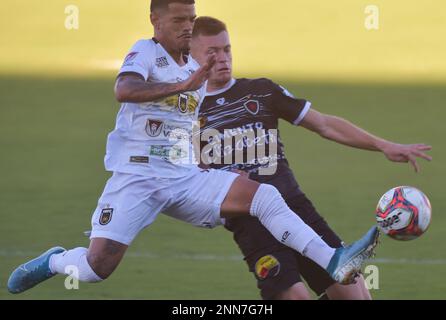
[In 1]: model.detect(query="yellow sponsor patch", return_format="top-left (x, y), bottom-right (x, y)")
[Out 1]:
top-left (157, 92), bottom-right (199, 114)
top-left (255, 255), bottom-right (280, 280)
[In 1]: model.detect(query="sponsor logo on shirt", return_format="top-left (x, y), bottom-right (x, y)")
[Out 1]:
top-left (255, 255), bottom-right (281, 280)
top-left (149, 145), bottom-right (188, 162)
top-left (145, 119), bottom-right (164, 137)
top-left (145, 119), bottom-right (193, 141)
top-left (155, 56), bottom-right (169, 68)
top-left (129, 156), bottom-right (150, 164)
top-left (216, 98), bottom-right (226, 105)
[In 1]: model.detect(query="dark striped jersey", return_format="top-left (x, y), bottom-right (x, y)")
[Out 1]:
top-left (199, 78), bottom-right (311, 199)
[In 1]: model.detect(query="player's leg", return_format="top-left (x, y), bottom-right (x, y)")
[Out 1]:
top-left (165, 168), bottom-right (379, 285)
top-left (273, 283), bottom-right (311, 300)
top-left (325, 275), bottom-right (371, 300)
top-left (228, 192), bottom-right (369, 300)
top-left (225, 215), bottom-right (311, 300)
top-left (49, 172), bottom-right (163, 281)
top-left (78, 173), bottom-right (167, 279)
top-left (8, 239), bottom-right (131, 294)
top-left (86, 238), bottom-right (127, 279)
top-left (253, 249), bottom-right (312, 300)
top-left (221, 175), bottom-right (335, 261)
top-left (8, 172), bottom-right (167, 293)
top-left (297, 244), bottom-right (371, 299)
top-left (165, 167), bottom-right (324, 254)
top-left (289, 194), bottom-right (371, 299)
top-left (49, 238), bottom-right (128, 280)
top-left (221, 174), bottom-right (379, 284)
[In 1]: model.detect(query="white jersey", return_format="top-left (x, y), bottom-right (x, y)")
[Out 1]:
top-left (105, 38), bottom-right (205, 178)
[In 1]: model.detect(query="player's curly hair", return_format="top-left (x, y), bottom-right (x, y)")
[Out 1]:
top-left (150, 0), bottom-right (195, 13)
top-left (192, 16), bottom-right (227, 37)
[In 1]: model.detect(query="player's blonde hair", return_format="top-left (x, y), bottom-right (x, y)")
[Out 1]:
top-left (192, 16), bottom-right (227, 37)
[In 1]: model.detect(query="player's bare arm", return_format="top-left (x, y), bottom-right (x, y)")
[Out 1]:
top-left (114, 54), bottom-right (216, 103)
top-left (300, 109), bottom-right (432, 172)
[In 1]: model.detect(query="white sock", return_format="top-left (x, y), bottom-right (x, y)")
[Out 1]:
top-left (303, 236), bottom-right (336, 269)
top-left (49, 247), bottom-right (102, 283)
top-left (250, 184), bottom-right (335, 269)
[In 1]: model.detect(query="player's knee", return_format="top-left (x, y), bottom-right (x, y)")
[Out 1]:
top-left (275, 283), bottom-right (311, 300)
top-left (257, 183), bottom-right (281, 198)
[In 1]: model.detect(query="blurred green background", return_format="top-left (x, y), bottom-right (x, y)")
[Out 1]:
top-left (0, 0), bottom-right (445, 299)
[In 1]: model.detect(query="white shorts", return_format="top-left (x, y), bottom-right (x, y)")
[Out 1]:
top-left (90, 168), bottom-right (239, 245)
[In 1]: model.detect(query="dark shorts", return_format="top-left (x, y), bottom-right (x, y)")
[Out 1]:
top-left (225, 193), bottom-right (344, 300)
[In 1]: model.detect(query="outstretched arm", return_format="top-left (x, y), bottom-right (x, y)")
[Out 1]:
top-left (115, 74), bottom-right (187, 103)
top-left (114, 54), bottom-right (216, 103)
top-left (300, 109), bottom-right (432, 172)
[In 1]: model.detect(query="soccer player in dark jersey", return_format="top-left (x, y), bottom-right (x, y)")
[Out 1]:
top-left (191, 17), bottom-right (432, 300)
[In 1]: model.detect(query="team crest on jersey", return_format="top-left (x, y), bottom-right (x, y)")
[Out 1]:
top-left (157, 93), bottom-right (199, 115)
top-left (145, 119), bottom-right (164, 137)
top-left (216, 98), bottom-right (226, 105)
top-left (156, 56), bottom-right (169, 68)
top-left (178, 94), bottom-right (189, 114)
top-left (255, 255), bottom-right (280, 280)
top-left (244, 100), bottom-right (260, 115)
top-left (99, 208), bottom-right (113, 226)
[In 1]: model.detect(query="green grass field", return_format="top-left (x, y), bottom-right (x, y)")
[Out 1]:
top-left (1, 0), bottom-right (445, 299)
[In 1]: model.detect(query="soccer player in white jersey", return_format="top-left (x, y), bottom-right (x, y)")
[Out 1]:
top-left (8, 0), bottom-right (380, 294)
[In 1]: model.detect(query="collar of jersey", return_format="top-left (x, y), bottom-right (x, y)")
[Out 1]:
top-left (205, 78), bottom-right (237, 97)
top-left (152, 37), bottom-right (191, 69)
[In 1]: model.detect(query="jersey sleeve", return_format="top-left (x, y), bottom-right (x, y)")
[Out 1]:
top-left (271, 81), bottom-right (312, 126)
top-left (118, 40), bottom-right (154, 81)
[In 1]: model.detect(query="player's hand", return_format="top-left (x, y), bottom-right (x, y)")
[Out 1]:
top-left (381, 143), bottom-right (432, 172)
top-left (181, 54), bottom-right (216, 92)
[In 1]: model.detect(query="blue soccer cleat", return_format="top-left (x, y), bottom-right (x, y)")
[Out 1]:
top-left (7, 246), bottom-right (66, 294)
top-left (327, 226), bottom-right (380, 285)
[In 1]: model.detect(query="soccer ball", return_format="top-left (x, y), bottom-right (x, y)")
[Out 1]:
top-left (375, 186), bottom-right (432, 241)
